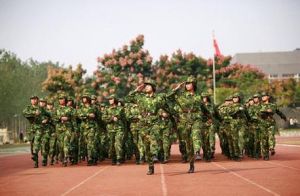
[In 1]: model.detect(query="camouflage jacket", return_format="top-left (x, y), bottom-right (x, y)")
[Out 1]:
top-left (102, 105), bottom-right (126, 132)
top-left (260, 102), bottom-right (287, 122)
top-left (77, 104), bottom-right (100, 130)
top-left (53, 105), bottom-right (74, 130)
top-left (23, 104), bottom-right (50, 130)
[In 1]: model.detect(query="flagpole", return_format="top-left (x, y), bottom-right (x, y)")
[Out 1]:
top-left (212, 31), bottom-right (216, 104)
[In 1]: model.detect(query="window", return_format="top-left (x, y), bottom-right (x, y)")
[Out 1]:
top-left (282, 73), bottom-right (295, 78)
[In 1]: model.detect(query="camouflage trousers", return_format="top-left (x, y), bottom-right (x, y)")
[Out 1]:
top-left (108, 130), bottom-right (124, 161)
top-left (49, 132), bottom-right (59, 163)
top-left (97, 130), bottom-right (108, 161)
top-left (218, 122), bottom-right (230, 157)
top-left (260, 121), bottom-right (276, 158)
top-left (70, 131), bottom-right (79, 163)
top-left (229, 119), bottom-right (245, 158)
top-left (57, 129), bottom-right (72, 162)
top-left (41, 131), bottom-right (51, 164)
top-left (140, 126), bottom-right (157, 167)
top-left (158, 125), bottom-right (171, 161)
top-left (32, 130), bottom-right (43, 161)
top-left (200, 122), bottom-right (215, 160)
top-left (178, 120), bottom-right (201, 164)
top-left (131, 124), bottom-right (144, 161)
top-left (82, 128), bottom-right (97, 161)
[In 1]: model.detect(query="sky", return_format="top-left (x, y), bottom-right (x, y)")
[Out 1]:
top-left (0, 0), bottom-right (300, 75)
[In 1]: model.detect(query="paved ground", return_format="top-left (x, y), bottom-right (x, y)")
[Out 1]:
top-left (0, 136), bottom-right (300, 196)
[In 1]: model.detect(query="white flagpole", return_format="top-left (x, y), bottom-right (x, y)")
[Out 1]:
top-left (212, 31), bottom-right (216, 104)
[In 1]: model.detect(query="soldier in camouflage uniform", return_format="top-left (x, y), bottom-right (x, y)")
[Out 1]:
top-left (102, 95), bottom-right (126, 165)
top-left (54, 94), bottom-right (74, 166)
top-left (228, 93), bottom-right (248, 161)
top-left (39, 98), bottom-right (51, 166)
top-left (218, 97), bottom-right (233, 158)
top-left (67, 96), bottom-right (80, 165)
top-left (23, 95), bottom-right (49, 168)
top-left (125, 102), bottom-right (145, 164)
top-left (128, 79), bottom-right (171, 175)
top-left (47, 99), bottom-right (59, 165)
top-left (97, 103), bottom-right (109, 162)
top-left (77, 93), bottom-right (101, 165)
top-left (171, 76), bottom-right (209, 173)
top-left (259, 92), bottom-right (287, 160)
top-left (201, 92), bottom-right (219, 161)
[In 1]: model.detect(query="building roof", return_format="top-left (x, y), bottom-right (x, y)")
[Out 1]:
top-left (230, 49), bottom-right (300, 75)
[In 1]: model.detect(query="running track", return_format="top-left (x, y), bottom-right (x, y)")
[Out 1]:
top-left (1, 137), bottom-right (300, 196)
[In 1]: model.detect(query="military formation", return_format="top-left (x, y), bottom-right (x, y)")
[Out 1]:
top-left (23, 76), bottom-right (287, 175)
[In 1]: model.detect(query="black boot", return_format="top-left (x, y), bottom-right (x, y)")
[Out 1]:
top-left (270, 149), bottom-right (276, 156)
top-left (147, 165), bottom-right (154, 175)
top-left (32, 153), bottom-right (39, 168)
top-left (188, 163), bottom-right (194, 173)
top-left (116, 159), bottom-right (121, 166)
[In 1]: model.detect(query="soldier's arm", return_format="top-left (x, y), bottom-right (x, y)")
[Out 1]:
top-left (276, 108), bottom-right (287, 121)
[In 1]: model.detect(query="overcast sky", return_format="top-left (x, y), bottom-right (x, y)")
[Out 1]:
top-left (1, 0), bottom-right (299, 75)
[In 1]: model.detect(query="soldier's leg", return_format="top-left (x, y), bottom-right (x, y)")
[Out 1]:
top-left (138, 131), bottom-right (145, 163)
top-left (209, 124), bottom-right (216, 159)
top-left (185, 126), bottom-right (195, 173)
top-left (32, 131), bottom-right (43, 168)
top-left (162, 127), bottom-right (171, 163)
top-left (150, 127), bottom-right (159, 162)
top-left (115, 131), bottom-right (125, 165)
top-left (108, 132), bottom-right (117, 164)
top-left (62, 130), bottom-right (71, 166)
top-left (41, 132), bottom-right (50, 166)
top-left (238, 124), bottom-right (245, 158)
top-left (49, 133), bottom-right (57, 165)
top-left (177, 124), bottom-right (187, 162)
top-left (269, 125), bottom-right (276, 155)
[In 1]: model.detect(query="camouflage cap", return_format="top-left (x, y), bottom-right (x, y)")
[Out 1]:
top-left (143, 78), bottom-right (156, 87)
top-left (91, 95), bottom-right (97, 100)
top-left (201, 92), bottom-right (210, 97)
top-left (67, 96), bottom-right (75, 101)
top-left (58, 93), bottom-right (67, 99)
top-left (81, 93), bottom-right (91, 99)
top-left (30, 95), bottom-right (39, 99)
top-left (253, 93), bottom-right (261, 98)
top-left (107, 94), bottom-right (117, 100)
top-left (47, 99), bottom-right (54, 105)
top-left (232, 92), bottom-right (241, 98)
top-left (225, 96), bottom-right (232, 101)
top-left (39, 98), bottom-right (47, 103)
top-left (186, 76), bottom-right (197, 83)
top-left (261, 92), bottom-right (270, 97)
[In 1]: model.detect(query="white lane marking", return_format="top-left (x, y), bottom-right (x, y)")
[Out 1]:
top-left (266, 161), bottom-right (300, 172)
top-left (277, 144), bottom-right (300, 148)
top-left (213, 162), bottom-right (280, 196)
top-left (61, 166), bottom-right (108, 196)
top-left (159, 164), bottom-right (168, 196)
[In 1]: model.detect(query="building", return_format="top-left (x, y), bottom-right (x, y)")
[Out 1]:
top-left (230, 49), bottom-right (300, 81)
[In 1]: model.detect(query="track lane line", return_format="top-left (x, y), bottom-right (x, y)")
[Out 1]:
top-left (277, 144), bottom-right (300, 148)
top-left (159, 164), bottom-right (168, 196)
top-left (212, 162), bottom-right (280, 196)
top-left (61, 166), bottom-right (109, 196)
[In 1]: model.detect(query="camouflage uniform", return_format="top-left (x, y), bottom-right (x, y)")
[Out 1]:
top-left (218, 97), bottom-right (233, 158)
top-left (170, 76), bottom-right (208, 173)
top-left (46, 101), bottom-right (59, 165)
top-left (23, 96), bottom-right (49, 168)
top-left (39, 98), bottom-right (51, 166)
top-left (228, 94), bottom-right (248, 160)
top-left (53, 95), bottom-right (74, 166)
top-left (102, 96), bottom-right (126, 165)
top-left (259, 93), bottom-right (286, 160)
top-left (77, 94), bottom-right (101, 165)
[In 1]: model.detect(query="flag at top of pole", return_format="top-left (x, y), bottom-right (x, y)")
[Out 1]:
top-left (213, 32), bottom-right (222, 57)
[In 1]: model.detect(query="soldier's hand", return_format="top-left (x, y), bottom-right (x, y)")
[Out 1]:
top-left (267, 109), bottom-right (273, 113)
top-left (35, 110), bottom-right (40, 116)
top-left (89, 113), bottom-right (95, 118)
top-left (113, 116), bottom-right (118, 122)
top-left (173, 82), bottom-right (185, 91)
top-left (135, 84), bottom-right (145, 92)
top-left (42, 119), bottom-right (48, 124)
top-left (61, 116), bottom-right (68, 121)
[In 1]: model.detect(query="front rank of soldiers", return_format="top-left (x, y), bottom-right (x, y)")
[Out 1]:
top-left (23, 81), bottom-right (287, 175)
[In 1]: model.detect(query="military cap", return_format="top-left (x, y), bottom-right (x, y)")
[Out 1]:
top-left (144, 78), bottom-right (156, 87)
top-left (232, 92), bottom-right (241, 98)
top-left (201, 92), bottom-right (210, 97)
top-left (39, 98), bottom-right (47, 103)
top-left (225, 96), bottom-right (232, 101)
top-left (58, 93), bottom-right (67, 99)
top-left (81, 93), bottom-right (91, 99)
top-left (186, 76), bottom-right (197, 83)
top-left (107, 94), bottom-right (117, 100)
top-left (253, 93), bottom-right (261, 98)
top-left (47, 99), bottom-right (54, 105)
top-left (261, 92), bottom-right (270, 97)
top-left (67, 96), bottom-right (75, 101)
top-left (30, 95), bottom-right (39, 99)
top-left (91, 95), bottom-right (97, 100)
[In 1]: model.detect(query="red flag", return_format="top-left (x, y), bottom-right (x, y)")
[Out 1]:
top-left (213, 37), bottom-right (222, 57)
